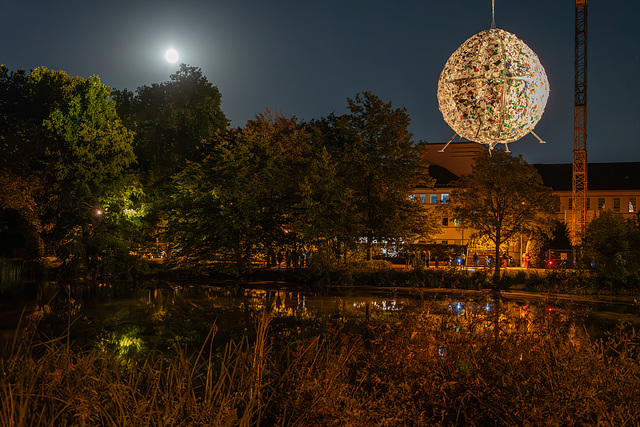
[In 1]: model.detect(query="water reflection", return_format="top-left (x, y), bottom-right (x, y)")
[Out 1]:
top-left (29, 281), bottom-right (640, 342)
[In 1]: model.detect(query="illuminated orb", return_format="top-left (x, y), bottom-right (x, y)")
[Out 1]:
top-left (437, 28), bottom-right (549, 150)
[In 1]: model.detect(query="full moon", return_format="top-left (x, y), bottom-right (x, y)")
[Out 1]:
top-left (165, 48), bottom-right (179, 64)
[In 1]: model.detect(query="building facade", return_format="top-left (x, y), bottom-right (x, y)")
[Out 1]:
top-left (411, 142), bottom-right (640, 261)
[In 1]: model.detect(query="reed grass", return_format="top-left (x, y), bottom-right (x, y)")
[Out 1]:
top-left (1, 302), bottom-right (639, 426)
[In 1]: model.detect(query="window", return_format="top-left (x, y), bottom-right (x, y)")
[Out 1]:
top-left (441, 240), bottom-right (448, 245)
top-left (598, 198), bottom-right (605, 210)
top-left (630, 197), bottom-right (637, 213)
top-left (420, 194), bottom-right (427, 204)
top-left (568, 198), bottom-right (572, 210)
top-left (442, 217), bottom-right (449, 226)
top-left (408, 195), bottom-right (415, 201)
top-left (586, 198), bottom-right (591, 210)
top-left (430, 194), bottom-right (438, 204)
top-left (441, 193), bottom-right (450, 204)
top-left (614, 198), bottom-right (620, 212)
top-left (453, 218), bottom-right (462, 227)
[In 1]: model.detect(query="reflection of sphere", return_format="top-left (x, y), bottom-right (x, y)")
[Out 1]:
top-left (437, 29), bottom-right (549, 149)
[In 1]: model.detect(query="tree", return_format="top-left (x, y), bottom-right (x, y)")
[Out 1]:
top-left (314, 92), bottom-right (437, 260)
top-left (451, 149), bottom-right (558, 284)
top-left (113, 64), bottom-right (228, 186)
top-left (0, 66), bottom-right (137, 279)
top-left (530, 221), bottom-right (572, 268)
top-left (169, 112), bottom-right (311, 276)
top-left (580, 211), bottom-right (640, 288)
top-left (112, 64), bottom-right (229, 262)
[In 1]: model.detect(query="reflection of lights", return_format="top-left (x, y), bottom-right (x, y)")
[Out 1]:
top-left (450, 302), bottom-right (466, 315)
top-left (373, 300), bottom-right (401, 311)
top-left (438, 345), bottom-right (448, 357)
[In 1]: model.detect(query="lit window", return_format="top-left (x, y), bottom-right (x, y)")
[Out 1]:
top-left (630, 197), bottom-right (637, 213)
top-left (453, 218), bottom-right (462, 227)
top-left (441, 193), bottom-right (450, 204)
top-left (614, 198), bottom-right (620, 212)
top-left (409, 195), bottom-right (415, 201)
top-left (430, 194), bottom-right (438, 204)
top-left (420, 194), bottom-right (427, 204)
top-left (598, 198), bottom-right (605, 210)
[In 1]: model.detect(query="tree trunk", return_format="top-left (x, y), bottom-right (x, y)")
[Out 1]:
top-left (493, 228), bottom-right (501, 289)
top-left (367, 232), bottom-right (374, 261)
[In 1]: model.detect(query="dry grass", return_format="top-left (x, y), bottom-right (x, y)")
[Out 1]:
top-left (1, 302), bottom-right (639, 426)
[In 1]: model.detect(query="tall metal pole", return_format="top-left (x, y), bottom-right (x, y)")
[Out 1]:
top-left (571, 0), bottom-right (588, 245)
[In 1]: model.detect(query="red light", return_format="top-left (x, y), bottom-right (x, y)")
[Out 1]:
top-left (547, 307), bottom-right (553, 313)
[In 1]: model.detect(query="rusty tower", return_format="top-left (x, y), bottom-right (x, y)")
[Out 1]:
top-left (571, 0), bottom-right (588, 245)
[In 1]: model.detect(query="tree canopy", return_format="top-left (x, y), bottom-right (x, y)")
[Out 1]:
top-left (580, 211), bottom-right (640, 288)
top-left (169, 112), bottom-right (311, 275)
top-left (113, 64), bottom-right (228, 186)
top-left (2, 63), bottom-right (443, 281)
top-left (0, 65), bottom-right (137, 278)
top-left (312, 92), bottom-right (437, 260)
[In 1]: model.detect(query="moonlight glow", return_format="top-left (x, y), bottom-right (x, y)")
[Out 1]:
top-left (165, 48), bottom-right (179, 64)
top-left (437, 28), bottom-right (550, 150)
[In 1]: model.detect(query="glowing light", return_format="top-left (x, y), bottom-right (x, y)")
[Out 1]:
top-left (165, 48), bottom-right (179, 64)
top-left (437, 28), bottom-right (549, 150)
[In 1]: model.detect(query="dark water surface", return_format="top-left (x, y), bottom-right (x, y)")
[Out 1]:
top-left (2, 281), bottom-right (639, 353)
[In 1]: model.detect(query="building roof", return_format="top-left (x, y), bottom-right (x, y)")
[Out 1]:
top-left (533, 163), bottom-right (640, 192)
top-left (423, 141), bottom-right (485, 177)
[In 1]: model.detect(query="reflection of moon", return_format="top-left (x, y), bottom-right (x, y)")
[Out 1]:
top-left (165, 49), bottom-right (179, 63)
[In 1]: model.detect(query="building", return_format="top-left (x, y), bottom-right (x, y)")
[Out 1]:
top-left (411, 142), bottom-right (640, 261)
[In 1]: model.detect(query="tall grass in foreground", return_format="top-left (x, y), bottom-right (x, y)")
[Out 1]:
top-left (1, 306), bottom-right (639, 426)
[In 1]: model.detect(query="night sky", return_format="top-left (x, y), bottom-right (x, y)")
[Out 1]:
top-left (3, 0), bottom-right (639, 164)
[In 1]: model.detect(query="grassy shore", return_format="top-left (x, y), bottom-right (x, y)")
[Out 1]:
top-left (1, 298), bottom-right (639, 426)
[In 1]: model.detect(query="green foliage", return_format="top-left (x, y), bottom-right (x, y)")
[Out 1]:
top-left (113, 64), bottom-right (228, 186)
top-left (312, 92), bottom-right (437, 260)
top-left (0, 65), bottom-right (143, 280)
top-left (169, 113), bottom-right (311, 275)
top-left (580, 211), bottom-right (640, 289)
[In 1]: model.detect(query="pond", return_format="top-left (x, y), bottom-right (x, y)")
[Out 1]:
top-left (2, 281), bottom-right (634, 348)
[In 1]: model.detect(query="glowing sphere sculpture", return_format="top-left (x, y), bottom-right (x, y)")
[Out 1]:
top-left (437, 29), bottom-right (549, 150)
